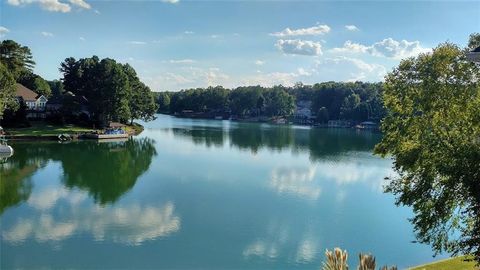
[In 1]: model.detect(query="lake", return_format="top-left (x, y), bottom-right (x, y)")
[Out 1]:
top-left (0, 115), bottom-right (443, 269)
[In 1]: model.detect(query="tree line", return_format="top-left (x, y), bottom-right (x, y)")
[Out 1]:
top-left (0, 40), bottom-right (158, 127)
top-left (154, 81), bottom-right (385, 123)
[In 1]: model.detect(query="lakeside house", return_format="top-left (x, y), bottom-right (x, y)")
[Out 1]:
top-left (15, 83), bottom-right (48, 119)
top-left (293, 100), bottom-right (315, 124)
top-left (45, 91), bottom-right (90, 118)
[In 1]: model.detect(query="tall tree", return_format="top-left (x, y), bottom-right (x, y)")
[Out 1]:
top-left (0, 40), bottom-right (35, 79)
top-left (156, 92), bottom-right (171, 113)
top-left (375, 36), bottom-right (480, 262)
top-left (48, 79), bottom-right (64, 96)
top-left (0, 62), bottom-right (19, 119)
top-left (123, 64), bottom-right (157, 124)
top-left (17, 71), bottom-right (52, 97)
top-left (264, 86), bottom-right (295, 117)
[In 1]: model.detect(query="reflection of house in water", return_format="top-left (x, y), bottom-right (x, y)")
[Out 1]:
top-left (356, 121), bottom-right (379, 130)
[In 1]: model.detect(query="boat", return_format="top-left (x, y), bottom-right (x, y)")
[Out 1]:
top-left (82, 128), bottom-right (129, 140)
top-left (0, 136), bottom-right (14, 155)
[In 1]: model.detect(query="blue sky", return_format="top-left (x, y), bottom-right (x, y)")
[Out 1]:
top-left (1, 0), bottom-right (479, 91)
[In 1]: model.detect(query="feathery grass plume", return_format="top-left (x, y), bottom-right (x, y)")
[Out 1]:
top-left (358, 253), bottom-right (375, 270)
top-left (380, 266), bottom-right (397, 270)
top-left (321, 248), bottom-right (349, 270)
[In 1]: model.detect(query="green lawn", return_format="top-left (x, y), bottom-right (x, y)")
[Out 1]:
top-left (5, 122), bottom-right (143, 136)
top-left (410, 256), bottom-right (477, 270)
top-left (6, 122), bottom-right (95, 136)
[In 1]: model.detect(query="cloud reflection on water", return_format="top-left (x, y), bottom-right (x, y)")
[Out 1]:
top-left (3, 185), bottom-right (180, 246)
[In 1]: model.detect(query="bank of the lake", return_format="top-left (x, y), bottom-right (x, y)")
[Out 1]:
top-left (3, 122), bottom-right (144, 140)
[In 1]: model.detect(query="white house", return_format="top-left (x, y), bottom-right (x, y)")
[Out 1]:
top-left (15, 83), bottom-right (48, 119)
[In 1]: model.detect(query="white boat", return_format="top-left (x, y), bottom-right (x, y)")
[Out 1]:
top-left (0, 136), bottom-right (13, 155)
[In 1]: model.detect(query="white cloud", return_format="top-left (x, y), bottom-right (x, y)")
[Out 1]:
top-left (7, 0), bottom-right (91, 12)
top-left (143, 66), bottom-right (230, 91)
top-left (184, 31), bottom-right (194, 35)
top-left (37, 0), bottom-right (71, 12)
top-left (370, 38), bottom-right (430, 59)
top-left (322, 56), bottom-right (387, 82)
top-left (255, 60), bottom-right (265, 66)
top-left (276, 39), bottom-right (322, 56)
top-left (41, 31), bottom-right (54, 37)
top-left (128, 41), bottom-right (147, 45)
top-left (330, 40), bottom-right (369, 54)
top-left (345, 25), bottom-right (359, 31)
top-left (331, 38), bottom-right (430, 59)
top-left (69, 0), bottom-right (89, 9)
top-left (93, 9), bottom-right (100, 14)
top-left (167, 59), bottom-right (196, 64)
top-left (297, 67), bottom-right (312, 76)
top-left (0, 26), bottom-right (10, 37)
top-left (241, 72), bottom-right (299, 87)
top-left (79, 36), bottom-right (85, 41)
top-left (161, 0), bottom-right (179, 3)
top-left (210, 34), bottom-right (219, 39)
top-left (270, 24), bottom-right (330, 37)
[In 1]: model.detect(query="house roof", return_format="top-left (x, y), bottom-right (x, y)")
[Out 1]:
top-left (15, 83), bottom-right (40, 102)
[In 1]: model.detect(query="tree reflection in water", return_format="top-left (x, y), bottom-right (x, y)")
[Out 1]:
top-left (163, 122), bottom-right (381, 160)
top-left (0, 138), bottom-right (157, 213)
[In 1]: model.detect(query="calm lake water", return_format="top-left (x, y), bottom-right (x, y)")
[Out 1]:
top-left (1, 115), bottom-right (444, 269)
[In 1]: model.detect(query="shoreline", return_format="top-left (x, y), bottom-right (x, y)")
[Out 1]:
top-left (3, 123), bottom-right (144, 141)
top-left (168, 113), bottom-right (380, 131)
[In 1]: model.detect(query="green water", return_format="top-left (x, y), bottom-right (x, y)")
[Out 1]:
top-left (0, 115), bottom-right (442, 269)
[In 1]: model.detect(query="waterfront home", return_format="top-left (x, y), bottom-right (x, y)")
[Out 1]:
top-left (15, 83), bottom-right (48, 119)
top-left (46, 91), bottom-right (90, 117)
top-left (293, 100), bottom-right (315, 124)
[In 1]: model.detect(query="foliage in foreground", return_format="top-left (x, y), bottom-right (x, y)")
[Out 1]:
top-left (320, 248), bottom-right (397, 270)
top-left (375, 33), bottom-right (480, 262)
top-left (409, 255), bottom-right (478, 270)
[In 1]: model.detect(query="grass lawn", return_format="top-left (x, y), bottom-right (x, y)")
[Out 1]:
top-left (410, 256), bottom-right (478, 270)
top-left (5, 122), bottom-right (143, 136)
top-left (6, 122), bottom-right (95, 136)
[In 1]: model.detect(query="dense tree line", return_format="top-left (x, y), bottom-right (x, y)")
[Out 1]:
top-left (290, 81), bottom-right (385, 122)
top-left (154, 82), bottom-right (384, 122)
top-left (155, 85), bottom-right (295, 118)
